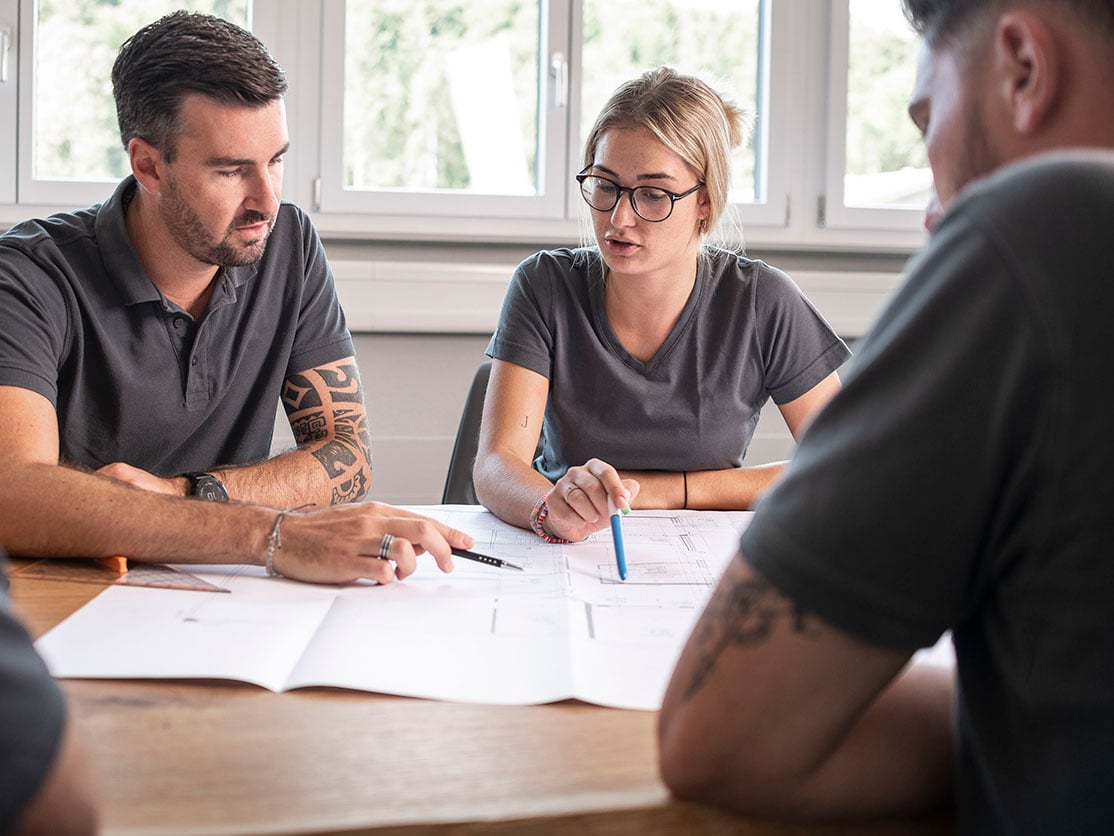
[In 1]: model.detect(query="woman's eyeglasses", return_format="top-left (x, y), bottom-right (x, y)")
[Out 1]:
top-left (575, 169), bottom-right (704, 222)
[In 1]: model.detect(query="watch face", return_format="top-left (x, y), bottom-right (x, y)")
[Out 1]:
top-left (192, 474), bottom-right (229, 503)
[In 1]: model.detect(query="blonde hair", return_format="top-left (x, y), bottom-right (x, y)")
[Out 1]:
top-left (582, 67), bottom-right (749, 239)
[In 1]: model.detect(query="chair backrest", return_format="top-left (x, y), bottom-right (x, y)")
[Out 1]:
top-left (441, 361), bottom-right (493, 505)
top-left (442, 360), bottom-right (546, 505)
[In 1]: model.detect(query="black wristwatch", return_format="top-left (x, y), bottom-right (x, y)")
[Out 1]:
top-left (183, 472), bottom-right (229, 503)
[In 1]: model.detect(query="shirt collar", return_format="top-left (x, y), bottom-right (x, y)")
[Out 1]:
top-left (94, 176), bottom-right (259, 307)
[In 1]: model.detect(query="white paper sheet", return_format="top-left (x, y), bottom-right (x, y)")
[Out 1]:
top-left (35, 507), bottom-right (752, 710)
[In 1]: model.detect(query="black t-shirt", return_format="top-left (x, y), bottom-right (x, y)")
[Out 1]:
top-left (743, 150), bottom-right (1114, 834)
top-left (0, 177), bottom-right (354, 474)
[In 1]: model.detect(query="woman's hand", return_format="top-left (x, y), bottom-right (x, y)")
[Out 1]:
top-left (542, 458), bottom-right (639, 542)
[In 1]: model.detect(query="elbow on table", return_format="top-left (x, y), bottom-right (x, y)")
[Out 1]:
top-left (658, 706), bottom-right (745, 810)
top-left (471, 452), bottom-right (502, 509)
top-left (658, 704), bottom-right (798, 816)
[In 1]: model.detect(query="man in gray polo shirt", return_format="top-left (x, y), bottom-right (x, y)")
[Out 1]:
top-left (0, 12), bottom-right (473, 583)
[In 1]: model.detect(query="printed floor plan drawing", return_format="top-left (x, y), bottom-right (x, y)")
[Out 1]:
top-left (36, 508), bottom-right (754, 710)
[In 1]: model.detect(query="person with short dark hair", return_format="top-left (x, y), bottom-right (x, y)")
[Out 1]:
top-left (0, 12), bottom-right (473, 583)
top-left (659, 2), bottom-right (1114, 832)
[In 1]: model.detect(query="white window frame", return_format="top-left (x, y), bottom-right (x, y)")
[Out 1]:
top-left (317, 0), bottom-right (569, 222)
top-left (11, 0), bottom-right (279, 210)
top-left (820, 0), bottom-right (927, 236)
top-left (0, 0), bottom-right (16, 205)
top-left (0, 0), bottom-right (932, 254)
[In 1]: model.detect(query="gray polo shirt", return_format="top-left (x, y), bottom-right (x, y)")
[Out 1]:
top-left (487, 247), bottom-right (850, 481)
top-left (0, 177), bottom-right (354, 475)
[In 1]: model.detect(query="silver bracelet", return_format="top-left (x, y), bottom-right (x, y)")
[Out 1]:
top-left (264, 504), bottom-right (313, 577)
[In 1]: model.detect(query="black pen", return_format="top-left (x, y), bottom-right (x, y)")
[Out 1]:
top-left (451, 547), bottom-right (524, 571)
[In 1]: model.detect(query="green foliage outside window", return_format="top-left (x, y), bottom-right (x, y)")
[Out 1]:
top-left (34, 0), bottom-right (249, 182)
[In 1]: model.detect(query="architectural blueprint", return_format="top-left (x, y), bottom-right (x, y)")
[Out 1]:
top-left (35, 507), bottom-right (754, 709)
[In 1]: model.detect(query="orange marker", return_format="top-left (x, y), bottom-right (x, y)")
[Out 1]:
top-left (95, 556), bottom-right (128, 575)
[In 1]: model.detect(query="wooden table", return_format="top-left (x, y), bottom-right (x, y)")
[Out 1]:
top-left (10, 563), bottom-right (953, 836)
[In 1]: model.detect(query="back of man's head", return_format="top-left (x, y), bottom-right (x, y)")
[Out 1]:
top-left (111, 11), bottom-right (288, 161)
top-left (902, 0), bottom-right (1114, 47)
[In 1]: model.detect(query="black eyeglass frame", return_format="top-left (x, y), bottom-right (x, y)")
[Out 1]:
top-left (575, 168), bottom-right (705, 223)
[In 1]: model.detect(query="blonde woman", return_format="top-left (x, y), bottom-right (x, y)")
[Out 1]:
top-left (474, 68), bottom-right (849, 543)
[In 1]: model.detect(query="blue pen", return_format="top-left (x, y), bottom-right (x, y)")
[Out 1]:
top-left (607, 496), bottom-right (628, 581)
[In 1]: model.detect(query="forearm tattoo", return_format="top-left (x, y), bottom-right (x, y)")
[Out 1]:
top-left (282, 360), bottom-right (372, 503)
top-left (683, 562), bottom-right (815, 702)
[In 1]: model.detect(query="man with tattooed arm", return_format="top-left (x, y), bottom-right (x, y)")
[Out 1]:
top-left (660, 0), bottom-right (1114, 832)
top-left (0, 12), bottom-right (472, 583)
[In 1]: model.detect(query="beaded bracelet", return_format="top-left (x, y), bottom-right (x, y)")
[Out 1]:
top-left (529, 491), bottom-right (574, 544)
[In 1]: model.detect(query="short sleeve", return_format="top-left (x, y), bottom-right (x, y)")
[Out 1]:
top-left (285, 209), bottom-right (355, 375)
top-left (485, 251), bottom-right (562, 379)
top-left (752, 265), bottom-right (851, 404)
top-left (0, 241), bottom-right (70, 404)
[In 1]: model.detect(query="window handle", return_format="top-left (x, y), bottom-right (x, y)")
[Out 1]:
top-left (1, 26), bottom-right (10, 84)
top-left (550, 52), bottom-right (567, 110)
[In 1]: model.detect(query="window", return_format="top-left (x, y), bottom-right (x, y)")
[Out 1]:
top-left (317, 0), bottom-right (767, 226)
top-left (579, 0), bottom-right (763, 204)
top-left (1, 0), bottom-right (928, 252)
top-left (16, 0), bottom-right (252, 207)
top-left (0, 7), bottom-right (14, 204)
top-left (822, 0), bottom-right (929, 232)
top-left (319, 0), bottom-right (564, 218)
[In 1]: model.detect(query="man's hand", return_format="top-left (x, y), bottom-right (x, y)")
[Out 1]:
top-left (97, 462), bottom-right (186, 496)
top-left (266, 502), bottom-right (475, 584)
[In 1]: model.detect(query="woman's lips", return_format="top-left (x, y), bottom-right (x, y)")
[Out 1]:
top-left (604, 236), bottom-right (638, 256)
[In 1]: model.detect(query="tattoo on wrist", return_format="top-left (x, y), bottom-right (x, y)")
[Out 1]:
top-left (683, 565), bottom-right (814, 702)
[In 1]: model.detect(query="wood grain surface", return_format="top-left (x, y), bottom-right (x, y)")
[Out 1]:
top-left (9, 561), bottom-right (953, 835)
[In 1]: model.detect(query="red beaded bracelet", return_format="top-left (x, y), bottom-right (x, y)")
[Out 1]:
top-left (529, 491), bottom-right (574, 544)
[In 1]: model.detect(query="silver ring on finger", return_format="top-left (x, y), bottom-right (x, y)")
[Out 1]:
top-left (378, 533), bottom-right (394, 560)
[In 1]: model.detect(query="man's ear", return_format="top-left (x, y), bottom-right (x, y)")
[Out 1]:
top-left (993, 11), bottom-right (1059, 136)
top-left (128, 137), bottom-right (166, 196)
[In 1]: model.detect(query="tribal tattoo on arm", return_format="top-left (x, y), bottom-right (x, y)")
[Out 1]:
top-left (683, 559), bottom-right (817, 702)
top-left (282, 358), bottom-right (373, 504)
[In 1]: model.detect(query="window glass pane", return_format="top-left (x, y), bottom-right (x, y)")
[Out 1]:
top-left (343, 0), bottom-right (541, 196)
top-left (844, 0), bottom-right (928, 208)
top-left (580, 0), bottom-right (762, 203)
top-left (33, 1), bottom-right (251, 183)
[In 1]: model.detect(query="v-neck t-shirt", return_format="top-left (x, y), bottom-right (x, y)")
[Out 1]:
top-left (486, 246), bottom-right (851, 481)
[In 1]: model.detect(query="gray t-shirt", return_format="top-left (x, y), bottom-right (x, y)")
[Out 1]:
top-left (742, 150), bottom-right (1114, 834)
top-left (0, 555), bottom-right (65, 832)
top-left (487, 247), bottom-right (850, 481)
top-left (0, 177), bottom-right (354, 475)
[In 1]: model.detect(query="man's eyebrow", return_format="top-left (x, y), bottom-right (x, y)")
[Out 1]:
top-left (207, 143), bottom-right (290, 167)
